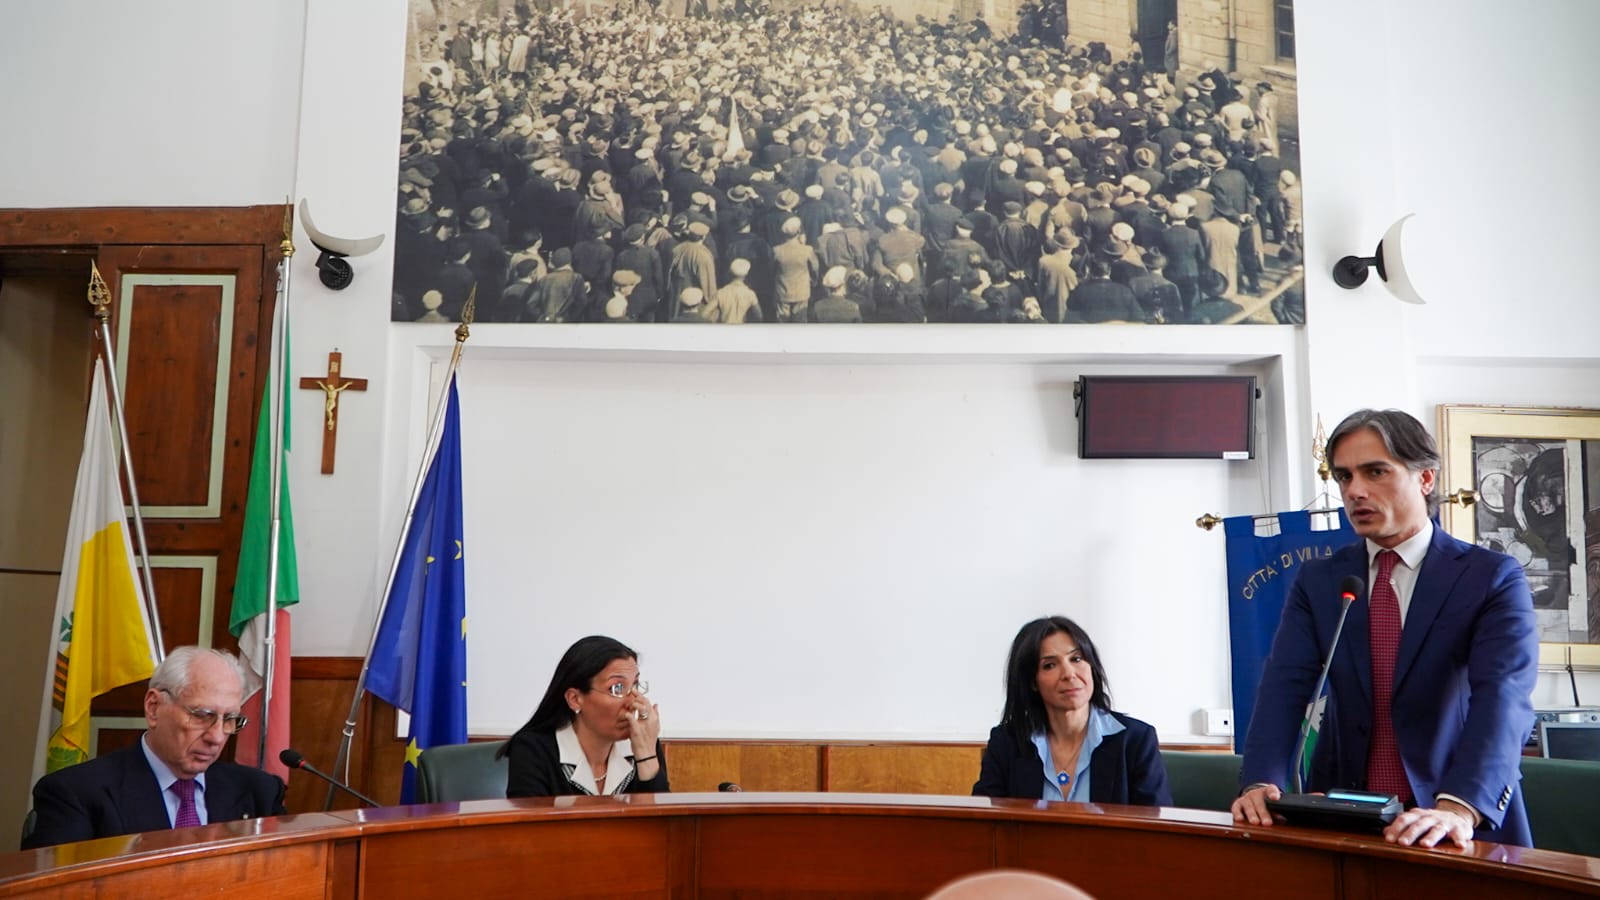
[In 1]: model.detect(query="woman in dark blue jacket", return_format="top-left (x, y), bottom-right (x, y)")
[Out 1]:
top-left (973, 616), bottom-right (1171, 806)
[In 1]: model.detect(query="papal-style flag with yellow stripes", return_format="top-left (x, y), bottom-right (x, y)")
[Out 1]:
top-left (365, 372), bottom-right (467, 804)
top-left (35, 358), bottom-right (158, 776)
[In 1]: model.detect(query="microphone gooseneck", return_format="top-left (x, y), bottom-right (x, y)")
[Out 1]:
top-left (1289, 575), bottom-right (1364, 793)
top-left (278, 747), bottom-right (381, 807)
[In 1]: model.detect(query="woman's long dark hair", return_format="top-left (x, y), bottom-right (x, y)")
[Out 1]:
top-left (999, 616), bottom-right (1113, 746)
top-left (497, 635), bottom-right (638, 758)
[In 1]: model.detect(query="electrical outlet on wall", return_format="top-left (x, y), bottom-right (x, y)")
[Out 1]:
top-left (1203, 708), bottom-right (1234, 737)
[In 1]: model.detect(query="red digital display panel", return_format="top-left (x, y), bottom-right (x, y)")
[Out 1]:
top-left (1077, 376), bottom-right (1257, 459)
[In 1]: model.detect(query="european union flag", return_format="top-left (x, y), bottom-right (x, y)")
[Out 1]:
top-left (366, 375), bottom-right (467, 804)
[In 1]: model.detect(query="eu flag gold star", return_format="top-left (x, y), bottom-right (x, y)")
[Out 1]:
top-left (404, 737), bottom-right (422, 769)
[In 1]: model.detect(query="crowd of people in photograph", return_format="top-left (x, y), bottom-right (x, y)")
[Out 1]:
top-left (392, 1), bottom-right (1303, 324)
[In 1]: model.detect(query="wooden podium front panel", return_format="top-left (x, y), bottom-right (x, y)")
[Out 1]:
top-left (1347, 854), bottom-right (1600, 900)
top-left (1015, 822), bottom-right (1337, 900)
top-left (696, 814), bottom-right (995, 898)
top-left (2, 841), bottom-right (328, 900)
top-left (358, 818), bottom-right (673, 898)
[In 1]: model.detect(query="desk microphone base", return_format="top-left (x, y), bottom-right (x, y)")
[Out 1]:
top-left (1267, 791), bottom-right (1403, 833)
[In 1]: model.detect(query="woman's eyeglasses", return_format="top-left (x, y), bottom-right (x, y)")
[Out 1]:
top-left (599, 680), bottom-right (649, 698)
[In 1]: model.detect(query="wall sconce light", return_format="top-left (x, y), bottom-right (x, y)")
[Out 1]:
top-left (1331, 214), bottom-right (1425, 305)
top-left (300, 199), bottom-right (385, 291)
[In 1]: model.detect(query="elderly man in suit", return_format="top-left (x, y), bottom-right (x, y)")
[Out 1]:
top-left (1233, 409), bottom-right (1537, 848)
top-left (23, 647), bottom-right (286, 849)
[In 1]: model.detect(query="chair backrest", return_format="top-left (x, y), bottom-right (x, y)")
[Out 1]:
top-left (20, 809), bottom-right (37, 848)
top-left (1159, 749), bottom-right (1242, 812)
top-left (1520, 756), bottom-right (1600, 857)
top-left (416, 740), bottom-right (510, 803)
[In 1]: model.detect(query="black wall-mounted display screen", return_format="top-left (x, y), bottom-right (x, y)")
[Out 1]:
top-left (1077, 376), bottom-right (1258, 459)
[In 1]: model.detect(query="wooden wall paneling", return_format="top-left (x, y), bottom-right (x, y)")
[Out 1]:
top-left (285, 658), bottom-right (377, 814)
top-left (664, 741), bottom-right (823, 792)
top-left (823, 743), bottom-right (985, 794)
top-left (363, 702), bottom-right (405, 807)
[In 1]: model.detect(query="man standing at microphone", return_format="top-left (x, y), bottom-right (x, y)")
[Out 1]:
top-left (1233, 409), bottom-right (1537, 848)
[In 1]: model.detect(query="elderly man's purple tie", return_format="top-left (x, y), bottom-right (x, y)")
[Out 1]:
top-left (172, 779), bottom-right (201, 829)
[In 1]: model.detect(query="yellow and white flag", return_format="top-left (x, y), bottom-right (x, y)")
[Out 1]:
top-left (34, 358), bottom-right (157, 777)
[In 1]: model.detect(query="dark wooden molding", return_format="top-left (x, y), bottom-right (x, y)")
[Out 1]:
top-left (0, 206), bottom-right (287, 247)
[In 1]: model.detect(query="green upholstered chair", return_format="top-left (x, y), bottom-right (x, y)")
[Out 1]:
top-left (415, 740), bottom-right (510, 803)
top-left (1520, 756), bottom-right (1600, 857)
top-left (1159, 750), bottom-right (1243, 812)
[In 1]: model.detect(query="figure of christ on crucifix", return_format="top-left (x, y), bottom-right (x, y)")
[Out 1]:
top-left (298, 350), bottom-right (368, 474)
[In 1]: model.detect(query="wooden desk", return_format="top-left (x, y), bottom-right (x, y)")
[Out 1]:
top-left (4, 794), bottom-right (1599, 898)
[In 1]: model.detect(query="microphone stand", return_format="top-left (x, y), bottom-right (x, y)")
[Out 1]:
top-left (1290, 592), bottom-right (1355, 794)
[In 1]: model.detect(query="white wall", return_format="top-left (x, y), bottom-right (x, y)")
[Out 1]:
top-left (6, 0), bottom-right (1599, 748)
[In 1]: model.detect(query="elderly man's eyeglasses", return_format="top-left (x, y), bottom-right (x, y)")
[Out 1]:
top-left (160, 689), bottom-right (248, 734)
top-left (597, 680), bottom-right (649, 698)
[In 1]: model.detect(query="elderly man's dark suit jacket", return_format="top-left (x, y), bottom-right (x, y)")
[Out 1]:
top-left (22, 743), bottom-right (286, 850)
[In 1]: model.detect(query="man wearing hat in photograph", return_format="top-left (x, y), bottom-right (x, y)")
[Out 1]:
top-left (811, 265), bottom-right (864, 323)
top-left (670, 286), bottom-right (707, 322)
top-left (872, 207), bottom-right (926, 285)
top-left (772, 216), bottom-right (820, 323)
top-left (922, 182), bottom-right (964, 256)
top-left (614, 222), bottom-right (665, 323)
top-left (1036, 235), bottom-right (1079, 324)
top-left (532, 247), bottom-right (588, 323)
top-left (667, 220), bottom-right (717, 322)
top-left (994, 200), bottom-right (1041, 281)
top-left (711, 258), bottom-right (763, 324)
top-left (798, 184), bottom-right (832, 244)
top-left (1157, 201), bottom-right (1206, 316)
top-left (602, 269), bottom-right (642, 322)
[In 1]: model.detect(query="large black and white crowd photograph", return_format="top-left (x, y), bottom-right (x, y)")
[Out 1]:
top-left (391, 0), bottom-right (1303, 325)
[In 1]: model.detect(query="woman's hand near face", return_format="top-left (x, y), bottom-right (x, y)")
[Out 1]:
top-left (628, 695), bottom-right (661, 778)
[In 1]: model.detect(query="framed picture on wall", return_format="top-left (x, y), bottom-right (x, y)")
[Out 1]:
top-left (389, 0), bottom-right (1307, 326)
top-left (1438, 405), bottom-right (1600, 669)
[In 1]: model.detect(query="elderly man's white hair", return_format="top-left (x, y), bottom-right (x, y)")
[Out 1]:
top-left (149, 646), bottom-right (247, 698)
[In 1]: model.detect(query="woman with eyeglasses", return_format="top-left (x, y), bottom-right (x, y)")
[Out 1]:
top-left (973, 616), bottom-right (1171, 806)
top-left (502, 635), bottom-right (668, 798)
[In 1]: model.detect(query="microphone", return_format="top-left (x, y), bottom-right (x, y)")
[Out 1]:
top-left (1289, 574), bottom-right (1363, 794)
top-left (1266, 575), bottom-right (1403, 832)
top-left (279, 749), bottom-right (382, 808)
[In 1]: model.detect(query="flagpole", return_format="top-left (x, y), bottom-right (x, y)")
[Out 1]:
top-left (256, 203), bottom-right (295, 766)
top-left (326, 286), bottom-right (476, 807)
top-left (87, 263), bottom-right (166, 662)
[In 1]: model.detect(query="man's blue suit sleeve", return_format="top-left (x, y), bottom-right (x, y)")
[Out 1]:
top-left (1436, 552), bottom-right (1537, 829)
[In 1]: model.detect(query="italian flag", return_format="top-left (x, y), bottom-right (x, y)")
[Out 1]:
top-left (230, 362), bottom-right (300, 780)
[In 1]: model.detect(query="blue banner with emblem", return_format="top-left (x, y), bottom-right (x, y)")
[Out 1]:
top-left (1224, 509), bottom-right (1349, 754)
top-left (366, 374), bottom-right (468, 803)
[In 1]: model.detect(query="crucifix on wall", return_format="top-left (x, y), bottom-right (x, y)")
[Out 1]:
top-left (299, 350), bottom-right (368, 475)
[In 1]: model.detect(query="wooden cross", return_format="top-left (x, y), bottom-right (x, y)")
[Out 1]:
top-left (298, 351), bottom-right (368, 475)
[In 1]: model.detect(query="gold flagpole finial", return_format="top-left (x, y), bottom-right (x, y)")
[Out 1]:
top-left (455, 283), bottom-right (477, 343)
top-left (87, 260), bottom-right (112, 322)
top-left (1311, 414), bottom-right (1330, 484)
top-left (280, 198), bottom-right (296, 259)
